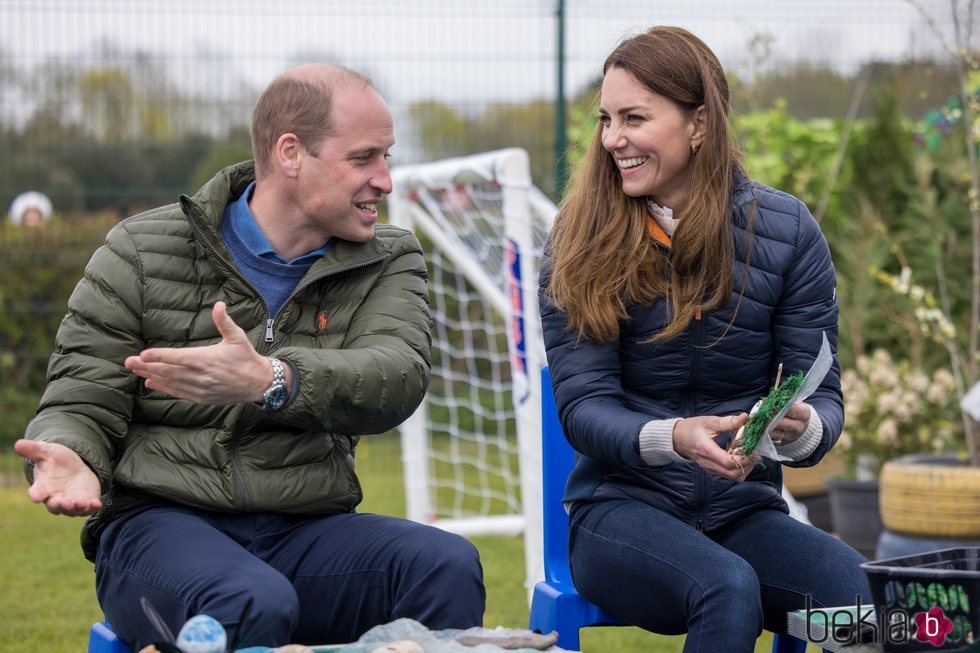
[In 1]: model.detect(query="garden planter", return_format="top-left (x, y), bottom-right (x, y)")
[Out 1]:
top-left (794, 491), bottom-right (833, 533)
top-left (827, 476), bottom-right (883, 559)
top-left (876, 527), bottom-right (980, 560)
top-left (782, 454), bottom-right (844, 533)
top-left (782, 451), bottom-right (845, 496)
top-left (879, 454), bottom-right (980, 538)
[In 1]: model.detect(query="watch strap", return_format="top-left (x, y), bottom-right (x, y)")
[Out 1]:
top-left (268, 357), bottom-right (286, 387)
top-left (256, 357), bottom-right (288, 410)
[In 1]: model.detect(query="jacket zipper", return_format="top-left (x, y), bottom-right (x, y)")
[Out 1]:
top-left (187, 208), bottom-right (390, 509)
top-left (689, 309), bottom-right (708, 531)
top-left (188, 215), bottom-right (268, 510)
top-left (105, 438), bottom-right (142, 507)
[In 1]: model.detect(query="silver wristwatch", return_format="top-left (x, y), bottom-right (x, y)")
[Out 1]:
top-left (256, 357), bottom-right (288, 411)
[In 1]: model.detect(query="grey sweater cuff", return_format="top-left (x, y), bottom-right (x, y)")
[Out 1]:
top-left (773, 404), bottom-right (823, 461)
top-left (639, 418), bottom-right (685, 466)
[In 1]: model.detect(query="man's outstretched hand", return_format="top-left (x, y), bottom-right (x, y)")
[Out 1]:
top-left (13, 439), bottom-right (102, 516)
top-left (124, 301), bottom-right (274, 405)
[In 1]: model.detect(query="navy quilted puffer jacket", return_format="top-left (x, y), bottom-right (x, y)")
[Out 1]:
top-left (539, 174), bottom-right (843, 532)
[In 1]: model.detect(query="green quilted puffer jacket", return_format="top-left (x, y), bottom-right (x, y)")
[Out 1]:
top-left (24, 161), bottom-right (432, 560)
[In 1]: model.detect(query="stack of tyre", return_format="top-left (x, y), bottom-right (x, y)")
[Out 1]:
top-left (876, 454), bottom-right (980, 560)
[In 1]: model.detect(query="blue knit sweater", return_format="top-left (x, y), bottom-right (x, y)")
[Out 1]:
top-left (220, 182), bottom-right (329, 317)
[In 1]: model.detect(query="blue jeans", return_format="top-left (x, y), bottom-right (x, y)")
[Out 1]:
top-left (569, 499), bottom-right (871, 653)
top-left (94, 505), bottom-right (486, 648)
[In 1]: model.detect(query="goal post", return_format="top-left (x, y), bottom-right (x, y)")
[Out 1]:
top-left (388, 148), bottom-right (555, 598)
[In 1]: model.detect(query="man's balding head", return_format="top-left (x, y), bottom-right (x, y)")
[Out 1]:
top-left (250, 64), bottom-right (375, 177)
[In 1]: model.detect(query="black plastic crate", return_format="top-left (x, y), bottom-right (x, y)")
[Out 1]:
top-left (860, 547), bottom-right (980, 652)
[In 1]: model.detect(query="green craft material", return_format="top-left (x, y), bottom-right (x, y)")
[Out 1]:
top-left (737, 371), bottom-right (806, 455)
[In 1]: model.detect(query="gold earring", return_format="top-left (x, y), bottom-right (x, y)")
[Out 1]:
top-left (691, 142), bottom-right (699, 154)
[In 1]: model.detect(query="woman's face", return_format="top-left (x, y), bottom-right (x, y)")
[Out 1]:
top-left (599, 67), bottom-right (704, 210)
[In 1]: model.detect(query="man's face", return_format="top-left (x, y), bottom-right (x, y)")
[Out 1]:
top-left (296, 84), bottom-right (394, 243)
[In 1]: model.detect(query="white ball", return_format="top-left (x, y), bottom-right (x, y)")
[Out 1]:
top-left (175, 614), bottom-right (227, 653)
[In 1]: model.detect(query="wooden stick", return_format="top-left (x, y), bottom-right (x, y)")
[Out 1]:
top-left (774, 362), bottom-right (784, 389)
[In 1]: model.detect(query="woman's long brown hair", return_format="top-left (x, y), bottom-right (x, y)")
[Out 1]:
top-left (547, 26), bottom-right (745, 343)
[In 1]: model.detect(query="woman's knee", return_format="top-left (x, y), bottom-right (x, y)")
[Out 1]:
top-left (700, 555), bottom-right (761, 606)
top-left (808, 548), bottom-right (872, 609)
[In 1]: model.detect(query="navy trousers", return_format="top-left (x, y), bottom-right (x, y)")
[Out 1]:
top-left (94, 505), bottom-right (486, 648)
top-left (569, 500), bottom-right (871, 653)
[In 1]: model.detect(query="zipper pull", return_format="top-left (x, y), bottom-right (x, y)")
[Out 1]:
top-left (265, 318), bottom-right (275, 343)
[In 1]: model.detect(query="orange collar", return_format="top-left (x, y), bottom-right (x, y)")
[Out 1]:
top-left (646, 216), bottom-right (672, 247)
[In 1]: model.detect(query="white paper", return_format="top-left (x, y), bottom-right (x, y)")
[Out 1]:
top-left (753, 332), bottom-right (832, 462)
top-left (961, 380), bottom-right (980, 421)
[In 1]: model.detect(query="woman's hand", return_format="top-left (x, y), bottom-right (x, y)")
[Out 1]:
top-left (770, 402), bottom-right (811, 445)
top-left (672, 412), bottom-right (758, 481)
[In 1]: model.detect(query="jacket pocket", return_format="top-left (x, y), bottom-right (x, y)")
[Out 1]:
top-left (237, 432), bottom-right (362, 513)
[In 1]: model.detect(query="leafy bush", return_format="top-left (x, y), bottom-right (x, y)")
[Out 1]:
top-left (734, 99), bottom-right (840, 209)
top-left (0, 213), bottom-right (117, 446)
top-left (839, 349), bottom-right (961, 479)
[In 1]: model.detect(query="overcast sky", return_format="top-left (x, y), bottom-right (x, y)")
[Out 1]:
top-left (0, 0), bottom-right (967, 107)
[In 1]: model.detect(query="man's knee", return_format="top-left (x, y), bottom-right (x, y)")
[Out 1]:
top-left (207, 573), bottom-right (300, 646)
top-left (439, 532), bottom-right (482, 570)
top-left (418, 530), bottom-right (484, 588)
top-left (396, 528), bottom-right (485, 627)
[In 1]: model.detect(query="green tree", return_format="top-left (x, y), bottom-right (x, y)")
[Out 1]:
top-left (78, 67), bottom-right (136, 141)
top-left (0, 214), bottom-right (119, 446)
top-left (734, 100), bottom-right (840, 208)
top-left (407, 99), bottom-right (556, 197)
top-left (190, 127), bottom-right (253, 190)
top-left (408, 100), bottom-right (471, 161)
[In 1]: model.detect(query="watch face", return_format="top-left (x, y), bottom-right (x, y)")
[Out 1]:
top-left (264, 383), bottom-right (288, 411)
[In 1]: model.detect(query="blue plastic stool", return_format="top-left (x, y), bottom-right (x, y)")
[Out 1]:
top-left (88, 621), bottom-right (131, 653)
top-left (528, 366), bottom-right (821, 652)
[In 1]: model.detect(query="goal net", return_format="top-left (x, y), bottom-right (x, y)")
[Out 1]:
top-left (388, 148), bottom-right (555, 596)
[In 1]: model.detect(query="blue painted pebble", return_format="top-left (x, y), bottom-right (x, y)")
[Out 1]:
top-left (175, 614), bottom-right (227, 653)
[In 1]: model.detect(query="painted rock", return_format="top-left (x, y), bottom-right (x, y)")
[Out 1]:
top-left (175, 614), bottom-right (227, 653)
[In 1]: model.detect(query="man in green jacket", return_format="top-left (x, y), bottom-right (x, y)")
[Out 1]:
top-left (14, 63), bottom-right (485, 648)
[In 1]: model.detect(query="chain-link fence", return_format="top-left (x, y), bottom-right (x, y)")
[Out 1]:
top-left (0, 0), bottom-right (970, 451)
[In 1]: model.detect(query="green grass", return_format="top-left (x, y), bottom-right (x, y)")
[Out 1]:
top-left (0, 436), bottom-right (802, 652)
top-left (0, 479), bottom-right (103, 653)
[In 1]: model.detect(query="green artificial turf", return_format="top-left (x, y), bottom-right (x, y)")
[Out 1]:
top-left (731, 371), bottom-right (806, 457)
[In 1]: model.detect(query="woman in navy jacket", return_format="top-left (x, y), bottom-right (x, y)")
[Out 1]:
top-left (540, 26), bottom-right (870, 652)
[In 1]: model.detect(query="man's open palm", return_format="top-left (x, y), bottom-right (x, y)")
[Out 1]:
top-left (13, 439), bottom-right (102, 516)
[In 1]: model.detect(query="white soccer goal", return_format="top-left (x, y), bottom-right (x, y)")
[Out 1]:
top-left (388, 148), bottom-right (556, 597)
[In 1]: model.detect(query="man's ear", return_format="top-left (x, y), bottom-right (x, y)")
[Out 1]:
top-left (273, 133), bottom-right (303, 178)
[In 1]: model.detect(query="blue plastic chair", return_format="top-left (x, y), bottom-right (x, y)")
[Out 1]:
top-left (528, 366), bottom-right (818, 652)
top-left (88, 621), bottom-right (131, 653)
top-left (528, 366), bottom-right (626, 651)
